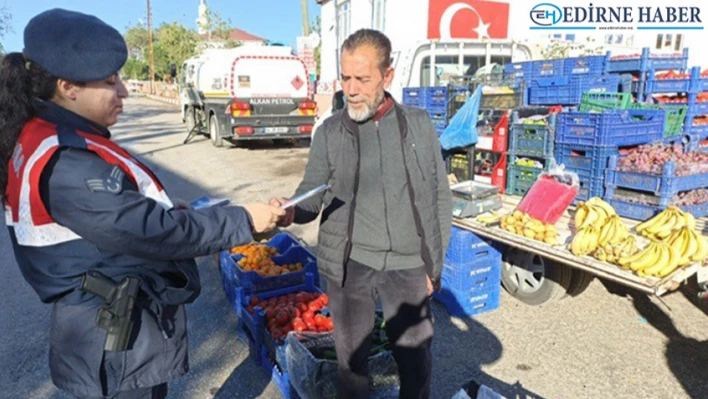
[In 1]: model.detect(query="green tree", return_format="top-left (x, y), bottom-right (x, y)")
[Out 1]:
top-left (124, 22), bottom-right (149, 60)
top-left (122, 57), bottom-right (150, 80)
top-left (0, 6), bottom-right (12, 55)
top-left (201, 9), bottom-right (241, 49)
top-left (309, 16), bottom-right (321, 76)
top-left (153, 22), bottom-right (198, 79)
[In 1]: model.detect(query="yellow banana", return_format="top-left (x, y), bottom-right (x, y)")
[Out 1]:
top-left (680, 229), bottom-right (699, 265)
top-left (683, 211), bottom-right (696, 231)
top-left (598, 219), bottom-right (616, 247)
top-left (618, 244), bottom-right (650, 268)
top-left (575, 202), bottom-right (588, 228)
top-left (585, 226), bottom-right (600, 254)
top-left (594, 247), bottom-right (607, 262)
top-left (629, 243), bottom-right (660, 272)
top-left (689, 230), bottom-right (708, 262)
top-left (639, 243), bottom-right (669, 276)
top-left (669, 228), bottom-right (687, 260)
top-left (579, 208), bottom-right (600, 230)
top-left (636, 210), bottom-right (671, 234)
top-left (645, 211), bottom-right (679, 238)
top-left (571, 228), bottom-right (587, 256)
top-left (656, 244), bottom-right (682, 277)
top-left (588, 197), bottom-right (617, 217)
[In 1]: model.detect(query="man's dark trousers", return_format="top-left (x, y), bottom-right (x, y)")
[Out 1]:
top-left (326, 259), bottom-right (434, 399)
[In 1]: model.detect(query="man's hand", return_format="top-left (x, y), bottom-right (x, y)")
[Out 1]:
top-left (243, 203), bottom-right (286, 233)
top-left (172, 198), bottom-right (194, 210)
top-left (269, 197), bottom-right (295, 227)
top-left (426, 275), bottom-right (441, 296)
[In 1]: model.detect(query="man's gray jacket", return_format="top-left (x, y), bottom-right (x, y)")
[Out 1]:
top-left (292, 96), bottom-right (453, 286)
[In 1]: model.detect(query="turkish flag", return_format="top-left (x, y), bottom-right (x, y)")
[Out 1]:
top-left (428, 0), bottom-right (509, 40)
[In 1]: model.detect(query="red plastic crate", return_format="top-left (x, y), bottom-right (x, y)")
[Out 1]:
top-left (476, 111), bottom-right (509, 152)
top-left (473, 150), bottom-right (507, 194)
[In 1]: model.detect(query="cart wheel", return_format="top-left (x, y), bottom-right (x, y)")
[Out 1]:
top-left (501, 248), bottom-right (571, 305)
top-left (563, 269), bottom-right (594, 299)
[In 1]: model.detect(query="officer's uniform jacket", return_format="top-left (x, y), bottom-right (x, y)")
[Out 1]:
top-left (4, 101), bottom-right (254, 397)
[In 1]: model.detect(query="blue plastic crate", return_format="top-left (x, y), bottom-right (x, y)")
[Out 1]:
top-left (260, 346), bottom-right (301, 399)
top-left (555, 109), bottom-right (664, 146)
top-left (607, 48), bottom-right (689, 73)
top-left (605, 155), bottom-right (708, 196)
top-left (604, 188), bottom-right (708, 220)
top-left (427, 107), bottom-right (448, 121)
top-left (532, 59), bottom-right (564, 78)
top-left (504, 61), bottom-right (533, 79)
top-left (685, 132), bottom-right (708, 153)
top-left (508, 116), bottom-right (556, 158)
top-left (575, 175), bottom-right (605, 203)
top-left (563, 55), bottom-right (607, 76)
top-left (222, 234), bottom-right (320, 296)
top-left (433, 285), bottom-right (500, 318)
top-left (426, 86), bottom-right (448, 97)
top-left (432, 117), bottom-right (447, 137)
top-left (402, 88), bottom-right (424, 107)
top-left (554, 142), bottom-right (618, 180)
top-left (645, 66), bottom-right (703, 95)
top-left (528, 75), bottom-right (619, 106)
top-left (445, 227), bottom-right (496, 264)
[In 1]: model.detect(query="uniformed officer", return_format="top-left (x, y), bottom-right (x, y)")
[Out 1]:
top-left (0, 8), bottom-right (285, 399)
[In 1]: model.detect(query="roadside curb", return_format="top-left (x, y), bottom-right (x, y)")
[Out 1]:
top-left (143, 94), bottom-right (180, 107)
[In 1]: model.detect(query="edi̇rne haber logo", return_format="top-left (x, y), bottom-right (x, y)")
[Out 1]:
top-left (530, 3), bottom-right (703, 30)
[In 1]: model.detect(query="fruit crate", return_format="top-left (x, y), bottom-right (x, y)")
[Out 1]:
top-left (433, 285), bottom-right (500, 318)
top-left (442, 228), bottom-right (502, 293)
top-left (604, 187), bottom-right (708, 220)
top-left (475, 109), bottom-right (510, 152)
top-left (631, 103), bottom-right (688, 139)
top-left (578, 92), bottom-right (633, 112)
top-left (606, 48), bottom-right (689, 73)
top-left (235, 273), bottom-right (321, 359)
top-left (503, 61), bottom-right (533, 79)
top-left (659, 95), bottom-right (708, 118)
top-left (528, 75), bottom-right (619, 106)
top-left (554, 142), bottom-right (618, 180)
top-left (473, 150), bottom-right (507, 194)
top-left (508, 113), bottom-right (556, 158)
top-left (221, 233), bottom-right (320, 296)
top-left (445, 146), bottom-right (475, 182)
top-left (563, 55), bottom-right (608, 76)
top-left (448, 75), bottom-right (527, 112)
top-left (432, 117), bottom-right (447, 137)
top-left (260, 346), bottom-right (301, 399)
top-left (402, 86), bottom-right (449, 109)
top-left (555, 109), bottom-right (664, 146)
top-left (645, 67), bottom-right (703, 95)
top-left (605, 155), bottom-right (708, 197)
top-left (685, 132), bottom-right (708, 153)
top-left (575, 175), bottom-right (606, 203)
top-left (480, 90), bottom-right (526, 110)
top-left (506, 162), bottom-right (546, 197)
top-left (402, 87), bottom-right (424, 108)
top-left (532, 59), bottom-right (565, 78)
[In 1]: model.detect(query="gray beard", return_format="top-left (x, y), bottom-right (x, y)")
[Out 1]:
top-left (347, 91), bottom-right (385, 122)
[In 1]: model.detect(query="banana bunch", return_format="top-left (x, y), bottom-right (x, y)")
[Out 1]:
top-left (570, 225), bottom-right (600, 256)
top-left (617, 240), bottom-right (682, 278)
top-left (501, 210), bottom-right (560, 245)
top-left (476, 210), bottom-right (502, 224)
top-left (636, 206), bottom-right (696, 240)
top-left (575, 197), bottom-right (617, 230)
top-left (597, 215), bottom-right (630, 247)
top-left (594, 236), bottom-right (638, 264)
top-left (666, 226), bottom-right (708, 266)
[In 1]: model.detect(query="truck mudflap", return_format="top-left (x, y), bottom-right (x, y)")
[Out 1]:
top-left (229, 115), bottom-right (316, 139)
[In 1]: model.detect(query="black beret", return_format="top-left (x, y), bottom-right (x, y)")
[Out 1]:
top-left (23, 8), bottom-right (128, 82)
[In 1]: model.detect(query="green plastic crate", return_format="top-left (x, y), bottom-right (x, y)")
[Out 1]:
top-left (578, 92), bottom-right (633, 112)
top-left (506, 163), bottom-right (544, 196)
top-left (632, 103), bottom-right (688, 138)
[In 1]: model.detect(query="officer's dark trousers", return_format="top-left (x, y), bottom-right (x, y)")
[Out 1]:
top-left (326, 259), bottom-right (434, 399)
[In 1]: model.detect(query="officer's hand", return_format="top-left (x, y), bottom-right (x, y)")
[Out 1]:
top-left (172, 198), bottom-right (194, 210)
top-left (269, 197), bottom-right (295, 227)
top-left (243, 203), bottom-right (286, 233)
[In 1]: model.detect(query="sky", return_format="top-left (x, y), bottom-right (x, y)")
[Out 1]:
top-left (1, 0), bottom-right (322, 53)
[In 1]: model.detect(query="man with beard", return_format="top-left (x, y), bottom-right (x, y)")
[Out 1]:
top-left (271, 29), bottom-right (453, 398)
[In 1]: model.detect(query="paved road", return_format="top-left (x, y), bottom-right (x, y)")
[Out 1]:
top-left (2, 97), bottom-right (708, 399)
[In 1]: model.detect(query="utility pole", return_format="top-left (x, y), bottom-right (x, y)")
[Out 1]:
top-left (301, 0), bottom-right (309, 36)
top-left (147, 0), bottom-right (155, 94)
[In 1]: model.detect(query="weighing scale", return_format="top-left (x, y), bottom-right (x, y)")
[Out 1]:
top-left (450, 180), bottom-right (503, 218)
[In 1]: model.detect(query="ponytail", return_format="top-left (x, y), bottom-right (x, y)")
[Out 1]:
top-left (0, 53), bottom-right (57, 195)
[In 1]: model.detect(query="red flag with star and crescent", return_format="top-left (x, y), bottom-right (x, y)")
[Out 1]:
top-left (427, 0), bottom-right (509, 40)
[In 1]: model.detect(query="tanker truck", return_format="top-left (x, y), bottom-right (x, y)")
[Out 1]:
top-left (179, 44), bottom-right (317, 147)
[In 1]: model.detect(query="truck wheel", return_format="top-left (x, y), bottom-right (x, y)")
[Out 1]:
top-left (501, 248), bottom-right (571, 305)
top-left (185, 107), bottom-right (197, 134)
top-left (209, 114), bottom-right (223, 147)
top-left (563, 269), bottom-right (594, 299)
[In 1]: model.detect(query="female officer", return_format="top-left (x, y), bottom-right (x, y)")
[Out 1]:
top-left (0, 8), bottom-right (285, 399)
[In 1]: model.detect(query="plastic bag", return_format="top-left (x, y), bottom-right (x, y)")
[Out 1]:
top-left (516, 160), bottom-right (580, 224)
top-left (439, 86), bottom-right (482, 150)
top-left (285, 331), bottom-right (400, 399)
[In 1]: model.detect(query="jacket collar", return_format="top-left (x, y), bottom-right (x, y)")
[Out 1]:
top-left (342, 92), bottom-right (407, 139)
top-left (35, 99), bottom-right (112, 139)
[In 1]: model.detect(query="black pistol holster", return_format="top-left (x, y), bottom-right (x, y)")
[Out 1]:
top-left (80, 270), bottom-right (141, 352)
